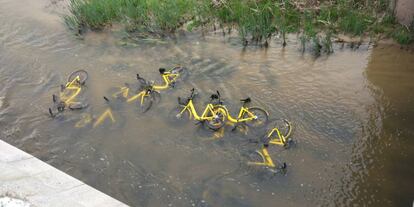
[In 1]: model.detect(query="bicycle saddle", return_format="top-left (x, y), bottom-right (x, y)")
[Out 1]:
top-left (210, 94), bottom-right (219, 100)
top-left (159, 68), bottom-right (166, 74)
top-left (240, 97), bottom-right (251, 103)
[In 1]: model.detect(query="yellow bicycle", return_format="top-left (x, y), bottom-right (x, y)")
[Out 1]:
top-left (247, 144), bottom-right (287, 171)
top-left (74, 97), bottom-right (118, 129)
top-left (171, 88), bottom-right (227, 130)
top-left (110, 74), bottom-right (161, 112)
top-left (110, 66), bottom-right (187, 112)
top-left (265, 119), bottom-right (293, 148)
top-left (49, 70), bottom-right (88, 117)
top-left (210, 91), bottom-right (269, 128)
top-left (153, 66), bottom-right (188, 90)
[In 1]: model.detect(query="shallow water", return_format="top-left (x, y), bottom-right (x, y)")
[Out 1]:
top-left (0, 0), bottom-right (413, 206)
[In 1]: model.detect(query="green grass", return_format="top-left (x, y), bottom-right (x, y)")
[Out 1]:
top-left (392, 26), bottom-right (414, 45)
top-left (65, 0), bottom-right (414, 47)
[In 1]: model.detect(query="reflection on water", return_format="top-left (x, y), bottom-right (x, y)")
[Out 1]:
top-left (0, 0), bottom-right (413, 206)
top-left (327, 44), bottom-right (414, 207)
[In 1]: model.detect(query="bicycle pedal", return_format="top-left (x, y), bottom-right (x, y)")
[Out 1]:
top-left (231, 126), bottom-right (238, 131)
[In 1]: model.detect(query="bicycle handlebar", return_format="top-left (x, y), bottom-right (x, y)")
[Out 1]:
top-left (189, 88), bottom-right (196, 99)
top-left (210, 90), bottom-right (223, 104)
top-left (178, 88), bottom-right (196, 105)
top-left (136, 73), bottom-right (152, 88)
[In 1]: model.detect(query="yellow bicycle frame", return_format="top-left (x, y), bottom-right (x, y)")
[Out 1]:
top-left (153, 72), bottom-right (179, 90)
top-left (112, 87), bottom-right (130, 99)
top-left (218, 105), bottom-right (258, 123)
top-left (178, 99), bottom-right (219, 121)
top-left (126, 90), bottom-right (150, 105)
top-left (60, 76), bottom-right (82, 104)
top-left (111, 86), bottom-right (150, 106)
top-left (75, 113), bottom-right (92, 128)
top-left (247, 147), bottom-right (275, 168)
top-left (267, 127), bottom-right (287, 146)
top-left (268, 120), bottom-right (292, 146)
top-left (93, 108), bottom-right (115, 128)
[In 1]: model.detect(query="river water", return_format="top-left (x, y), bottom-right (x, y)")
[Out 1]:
top-left (0, 0), bottom-right (413, 206)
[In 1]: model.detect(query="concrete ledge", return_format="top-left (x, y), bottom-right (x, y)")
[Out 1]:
top-left (0, 140), bottom-right (129, 207)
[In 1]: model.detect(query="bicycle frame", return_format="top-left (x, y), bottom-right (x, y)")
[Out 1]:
top-left (153, 72), bottom-right (179, 90)
top-left (267, 127), bottom-right (287, 146)
top-left (75, 113), bottom-right (92, 128)
top-left (60, 75), bottom-right (82, 104)
top-left (247, 147), bottom-right (275, 168)
top-left (112, 87), bottom-right (129, 99)
top-left (178, 99), bottom-right (218, 121)
top-left (93, 108), bottom-right (115, 128)
top-left (218, 105), bottom-right (258, 123)
top-left (268, 120), bottom-right (292, 146)
top-left (125, 90), bottom-right (150, 105)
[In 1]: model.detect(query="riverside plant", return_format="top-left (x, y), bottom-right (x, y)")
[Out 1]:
top-left (65, 0), bottom-right (414, 50)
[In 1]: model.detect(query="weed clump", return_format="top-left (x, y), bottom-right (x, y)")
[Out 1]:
top-left (392, 25), bottom-right (414, 45)
top-left (65, 0), bottom-right (414, 47)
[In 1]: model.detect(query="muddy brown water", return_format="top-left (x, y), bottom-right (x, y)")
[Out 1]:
top-left (1, 0), bottom-right (413, 206)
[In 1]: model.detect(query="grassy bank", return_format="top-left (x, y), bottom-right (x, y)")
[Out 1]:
top-left (65, 0), bottom-right (414, 51)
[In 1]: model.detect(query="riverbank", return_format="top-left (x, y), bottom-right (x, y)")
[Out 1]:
top-left (65, 0), bottom-right (413, 52)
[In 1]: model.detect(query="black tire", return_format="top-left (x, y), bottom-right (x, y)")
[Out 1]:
top-left (138, 90), bottom-right (160, 113)
top-left (248, 150), bottom-right (264, 164)
top-left (246, 150), bottom-right (266, 173)
top-left (244, 107), bottom-right (269, 128)
top-left (140, 95), bottom-right (153, 113)
top-left (205, 106), bottom-right (226, 130)
top-left (68, 70), bottom-right (88, 85)
top-left (282, 119), bottom-right (293, 139)
top-left (150, 90), bottom-right (161, 104)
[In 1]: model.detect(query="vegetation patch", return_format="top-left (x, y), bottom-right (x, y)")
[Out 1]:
top-left (65, 0), bottom-right (414, 49)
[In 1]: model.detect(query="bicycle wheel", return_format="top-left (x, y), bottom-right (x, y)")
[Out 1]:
top-left (205, 106), bottom-right (226, 130)
top-left (248, 150), bottom-right (265, 165)
top-left (244, 107), bottom-right (269, 128)
top-left (139, 95), bottom-right (152, 113)
top-left (150, 90), bottom-right (161, 104)
top-left (281, 119), bottom-right (293, 139)
top-left (68, 70), bottom-right (88, 85)
top-left (267, 119), bottom-right (293, 141)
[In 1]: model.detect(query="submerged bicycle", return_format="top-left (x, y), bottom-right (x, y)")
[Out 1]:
top-left (247, 144), bottom-right (287, 172)
top-left (265, 119), bottom-right (293, 148)
top-left (110, 74), bottom-right (161, 112)
top-left (153, 66), bottom-right (188, 90)
top-left (210, 91), bottom-right (269, 128)
top-left (171, 88), bottom-right (227, 130)
top-left (110, 66), bottom-right (187, 112)
top-left (74, 97), bottom-right (117, 129)
top-left (49, 70), bottom-right (88, 117)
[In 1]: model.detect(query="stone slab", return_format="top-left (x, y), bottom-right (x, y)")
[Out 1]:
top-left (0, 140), bottom-right (129, 207)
